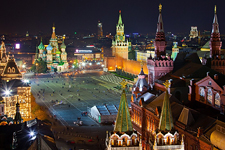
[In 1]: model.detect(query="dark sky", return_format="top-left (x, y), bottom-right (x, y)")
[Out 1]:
top-left (0, 0), bottom-right (224, 35)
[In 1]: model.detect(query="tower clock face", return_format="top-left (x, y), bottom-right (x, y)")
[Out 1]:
top-left (119, 35), bottom-right (123, 41)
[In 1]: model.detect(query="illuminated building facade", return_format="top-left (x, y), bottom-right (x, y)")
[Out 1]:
top-left (147, 4), bottom-right (173, 86)
top-left (106, 80), bottom-right (142, 150)
top-left (98, 21), bottom-right (103, 39)
top-left (112, 10), bottom-right (129, 60)
top-left (189, 26), bottom-right (198, 39)
top-left (0, 42), bottom-right (31, 120)
top-left (38, 25), bottom-right (68, 72)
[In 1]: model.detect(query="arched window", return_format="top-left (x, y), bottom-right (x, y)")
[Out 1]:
top-left (7, 67), bottom-right (11, 73)
top-left (200, 88), bottom-right (205, 97)
top-left (12, 67), bottom-right (15, 73)
top-left (215, 93), bottom-right (220, 108)
top-left (207, 88), bottom-right (212, 104)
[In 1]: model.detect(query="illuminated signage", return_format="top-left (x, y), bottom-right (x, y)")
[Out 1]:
top-left (75, 49), bottom-right (92, 53)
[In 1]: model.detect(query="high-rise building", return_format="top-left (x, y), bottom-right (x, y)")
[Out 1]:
top-left (112, 10), bottom-right (129, 60)
top-left (97, 21), bottom-right (103, 39)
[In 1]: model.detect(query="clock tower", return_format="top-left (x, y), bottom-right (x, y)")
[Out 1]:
top-left (112, 10), bottom-right (128, 60)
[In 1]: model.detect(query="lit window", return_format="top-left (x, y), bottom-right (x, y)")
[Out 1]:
top-left (12, 67), bottom-right (15, 73)
top-left (7, 67), bottom-right (11, 73)
top-left (215, 93), bottom-right (220, 107)
top-left (207, 88), bottom-right (212, 104)
top-left (200, 88), bottom-right (205, 97)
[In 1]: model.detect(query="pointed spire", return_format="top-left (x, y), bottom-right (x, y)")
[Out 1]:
top-left (212, 5), bottom-right (219, 33)
top-left (51, 23), bottom-right (57, 39)
top-left (118, 10), bottom-right (123, 25)
top-left (157, 4), bottom-right (164, 32)
top-left (158, 80), bottom-right (174, 131)
top-left (114, 80), bottom-right (133, 132)
top-left (14, 98), bottom-right (22, 124)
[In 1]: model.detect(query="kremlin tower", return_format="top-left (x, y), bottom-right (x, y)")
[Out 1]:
top-left (208, 6), bottom-right (225, 74)
top-left (147, 4), bottom-right (173, 86)
top-left (106, 80), bottom-right (141, 150)
top-left (112, 10), bottom-right (129, 60)
top-left (209, 5), bottom-right (222, 57)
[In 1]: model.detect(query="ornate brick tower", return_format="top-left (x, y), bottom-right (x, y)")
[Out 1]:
top-left (209, 5), bottom-right (222, 57)
top-left (210, 6), bottom-right (225, 74)
top-left (154, 4), bottom-right (166, 58)
top-left (112, 10), bottom-right (129, 60)
top-left (147, 4), bottom-right (173, 86)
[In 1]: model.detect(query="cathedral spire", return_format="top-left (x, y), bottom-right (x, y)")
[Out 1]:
top-left (114, 80), bottom-right (133, 132)
top-left (158, 80), bottom-right (174, 131)
top-left (118, 10), bottom-right (123, 25)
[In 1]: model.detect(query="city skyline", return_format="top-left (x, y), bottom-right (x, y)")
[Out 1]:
top-left (1, 0), bottom-right (225, 35)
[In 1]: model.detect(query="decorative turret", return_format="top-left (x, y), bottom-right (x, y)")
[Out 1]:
top-left (0, 41), bottom-right (7, 63)
top-left (14, 99), bottom-right (22, 124)
top-left (38, 38), bottom-right (45, 60)
top-left (51, 23), bottom-right (57, 40)
top-left (154, 4), bottom-right (166, 58)
top-left (132, 62), bottom-right (150, 98)
top-left (46, 44), bottom-right (53, 51)
top-left (158, 80), bottom-right (174, 131)
top-left (209, 5), bottom-right (222, 57)
top-left (114, 80), bottom-right (133, 132)
top-left (38, 38), bottom-right (45, 50)
top-left (153, 80), bottom-right (184, 150)
top-left (60, 40), bottom-right (66, 49)
top-left (106, 80), bottom-right (141, 150)
top-left (118, 10), bottom-right (123, 25)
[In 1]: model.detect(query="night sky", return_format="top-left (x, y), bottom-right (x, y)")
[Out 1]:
top-left (1, 0), bottom-right (225, 35)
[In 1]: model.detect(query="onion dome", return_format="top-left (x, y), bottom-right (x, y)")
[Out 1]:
top-left (46, 44), bottom-right (53, 51)
top-left (56, 49), bottom-right (61, 54)
top-left (61, 41), bottom-right (66, 49)
top-left (38, 41), bottom-right (45, 50)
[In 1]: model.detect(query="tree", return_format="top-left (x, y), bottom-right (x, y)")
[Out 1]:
top-left (31, 59), bottom-right (47, 73)
top-left (128, 49), bottom-right (136, 60)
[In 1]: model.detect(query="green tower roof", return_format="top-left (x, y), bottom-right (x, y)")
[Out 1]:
top-left (158, 80), bottom-right (174, 131)
top-left (56, 49), bottom-right (61, 54)
top-left (38, 39), bottom-right (45, 50)
top-left (114, 80), bottom-right (133, 132)
top-left (61, 40), bottom-right (66, 49)
top-left (118, 10), bottom-right (123, 25)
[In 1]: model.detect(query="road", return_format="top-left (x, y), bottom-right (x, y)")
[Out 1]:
top-left (30, 70), bottom-right (131, 127)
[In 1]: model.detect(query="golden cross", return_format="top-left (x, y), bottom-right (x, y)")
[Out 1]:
top-left (159, 4), bottom-right (162, 12)
top-left (120, 79), bottom-right (127, 89)
top-left (215, 5), bottom-right (216, 14)
top-left (163, 80), bottom-right (171, 89)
